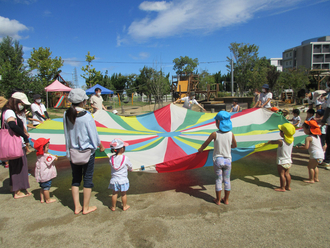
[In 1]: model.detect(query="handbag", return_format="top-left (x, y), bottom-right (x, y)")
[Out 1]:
top-left (0, 111), bottom-right (24, 161)
top-left (69, 148), bottom-right (92, 165)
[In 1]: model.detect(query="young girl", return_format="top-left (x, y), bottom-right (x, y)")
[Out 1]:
top-left (109, 138), bottom-right (133, 211)
top-left (34, 138), bottom-right (57, 203)
top-left (198, 111), bottom-right (237, 205)
top-left (296, 120), bottom-right (323, 183)
top-left (230, 99), bottom-right (240, 112)
top-left (268, 123), bottom-right (295, 192)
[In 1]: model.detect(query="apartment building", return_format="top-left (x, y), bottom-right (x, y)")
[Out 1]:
top-left (282, 36), bottom-right (330, 70)
top-left (269, 58), bottom-right (283, 71)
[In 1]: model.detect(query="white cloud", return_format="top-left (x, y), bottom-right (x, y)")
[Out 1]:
top-left (139, 1), bottom-right (172, 11)
top-left (127, 0), bottom-right (308, 41)
top-left (63, 58), bottom-right (81, 67)
top-left (43, 10), bottom-right (52, 17)
top-left (129, 52), bottom-right (150, 60)
top-left (23, 46), bottom-right (33, 52)
top-left (0, 16), bottom-right (29, 39)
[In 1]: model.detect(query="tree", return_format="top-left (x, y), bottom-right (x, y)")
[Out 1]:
top-left (248, 57), bottom-right (269, 92)
top-left (278, 66), bottom-right (310, 103)
top-left (173, 56), bottom-right (199, 76)
top-left (0, 36), bottom-right (31, 98)
top-left (266, 65), bottom-right (281, 97)
top-left (199, 70), bottom-right (215, 91)
top-left (81, 51), bottom-right (101, 87)
top-left (226, 42), bottom-right (259, 96)
top-left (27, 47), bottom-right (63, 87)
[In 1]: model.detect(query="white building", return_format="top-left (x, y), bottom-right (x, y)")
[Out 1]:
top-left (269, 58), bottom-right (283, 72)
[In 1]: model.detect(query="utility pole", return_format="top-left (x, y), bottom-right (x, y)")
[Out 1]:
top-left (231, 56), bottom-right (234, 96)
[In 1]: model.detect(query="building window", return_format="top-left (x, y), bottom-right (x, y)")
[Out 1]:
top-left (289, 61), bottom-right (291, 65)
top-left (286, 53), bottom-right (288, 57)
top-left (290, 52), bottom-right (292, 57)
top-left (286, 62), bottom-right (288, 65)
top-left (314, 45), bottom-right (322, 53)
top-left (324, 45), bottom-right (330, 53)
top-left (322, 64), bottom-right (329, 69)
top-left (278, 60), bottom-right (282, 66)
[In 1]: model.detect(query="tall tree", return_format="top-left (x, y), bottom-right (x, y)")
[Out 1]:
top-left (248, 57), bottom-right (269, 91)
top-left (0, 36), bottom-right (30, 98)
top-left (226, 42), bottom-right (259, 96)
top-left (27, 47), bottom-right (63, 87)
top-left (81, 51), bottom-right (101, 87)
top-left (173, 56), bottom-right (199, 76)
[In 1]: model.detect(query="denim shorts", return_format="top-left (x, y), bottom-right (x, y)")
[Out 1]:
top-left (39, 180), bottom-right (52, 191)
top-left (71, 152), bottom-right (95, 188)
top-left (108, 182), bottom-right (129, 192)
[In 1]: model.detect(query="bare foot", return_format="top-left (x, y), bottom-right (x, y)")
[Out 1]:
top-left (40, 200), bottom-right (45, 203)
top-left (123, 205), bottom-right (130, 211)
top-left (83, 206), bottom-right (97, 215)
top-left (110, 206), bottom-right (116, 211)
top-left (14, 192), bottom-right (32, 199)
top-left (46, 198), bottom-right (57, 204)
top-left (274, 188), bottom-right (286, 192)
top-left (213, 198), bottom-right (221, 205)
top-left (74, 206), bottom-right (83, 215)
top-left (315, 179), bottom-right (319, 182)
top-left (303, 180), bottom-right (315, 183)
top-left (220, 198), bottom-right (229, 205)
top-left (285, 187), bottom-right (291, 191)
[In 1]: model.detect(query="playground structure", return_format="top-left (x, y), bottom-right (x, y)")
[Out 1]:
top-left (171, 74), bottom-right (219, 101)
top-left (45, 74), bottom-right (72, 108)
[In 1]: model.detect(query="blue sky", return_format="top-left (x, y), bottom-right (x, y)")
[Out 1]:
top-left (0, 0), bottom-right (329, 87)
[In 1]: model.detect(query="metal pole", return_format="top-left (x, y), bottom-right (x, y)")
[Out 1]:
top-left (231, 56), bottom-right (234, 96)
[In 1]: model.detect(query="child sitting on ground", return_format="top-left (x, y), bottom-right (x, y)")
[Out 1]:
top-left (34, 138), bottom-right (57, 203)
top-left (268, 123), bottom-right (295, 192)
top-left (306, 108), bottom-right (315, 121)
top-left (108, 138), bottom-right (132, 211)
top-left (230, 99), bottom-right (240, 112)
top-left (295, 120), bottom-right (324, 183)
top-left (291, 109), bottom-right (301, 128)
top-left (198, 111), bottom-right (237, 205)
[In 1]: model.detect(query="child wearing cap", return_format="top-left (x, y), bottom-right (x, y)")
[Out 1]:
top-left (109, 138), bottom-right (133, 211)
top-left (268, 123), bottom-right (295, 192)
top-left (296, 120), bottom-right (324, 183)
top-left (173, 92), bottom-right (206, 111)
top-left (34, 138), bottom-right (57, 203)
top-left (229, 99), bottom-right (240, 112)
top-left (198, 111), bottom-right (237, 205)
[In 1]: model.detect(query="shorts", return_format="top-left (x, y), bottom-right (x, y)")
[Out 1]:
top-left (39, 180), bottom-right (52, 191)
top-left (108, 182), bottom-right (129, 192)
top-left (280, 163), bottom-right (292, 169)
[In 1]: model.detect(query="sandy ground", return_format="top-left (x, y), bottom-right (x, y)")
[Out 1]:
top-left (2, 108), bottom-right (330, 247)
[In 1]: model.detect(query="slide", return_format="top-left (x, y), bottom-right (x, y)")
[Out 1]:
top-left (54, 95), bottom-right (65, 108)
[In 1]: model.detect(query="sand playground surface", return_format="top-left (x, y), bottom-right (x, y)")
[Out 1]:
top-left (1, 147), bottom-right (330, 247)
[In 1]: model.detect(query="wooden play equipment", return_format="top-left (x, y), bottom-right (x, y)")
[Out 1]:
top-left (281, 89), bottom-right (293, 103)
top-left (172, 74), bottom-right (219, 101)
top-left (310, 69), bottom-right (330, 90)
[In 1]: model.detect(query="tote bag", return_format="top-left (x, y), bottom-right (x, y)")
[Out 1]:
top-left (0, 111), bottom-right (24, 161)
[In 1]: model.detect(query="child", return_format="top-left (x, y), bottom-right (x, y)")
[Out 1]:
top-left (230, 99), bottom-right (240, 112)
top-left (295, 120), bottom-right (324, 183)
top-left (109, 138), bottom-right (132, 211)
top-left (198, 111), bottom-right (237, 205)
top-left (268, 123), bottom-right (295, 192)
top-left (306, 108), bottom-right (315, 121)
top-left (281, 109), bottom-right (290, 120)
top-left (315, 109), bottom-right (327, 152)
top-left (34, 138), bottom-right (57, 203)
top-left (291, 109), bottom-right (301, 128)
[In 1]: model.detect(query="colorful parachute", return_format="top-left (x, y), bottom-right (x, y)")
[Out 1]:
top-left (29, 104), bottom-right (307, 173)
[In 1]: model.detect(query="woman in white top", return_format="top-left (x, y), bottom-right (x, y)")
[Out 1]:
top-left (257, 84), bottom-right (272, 109)
top-left (31, 94), bottom-right (50, 126)
top-left (1, 92), bottom-right (32, 199)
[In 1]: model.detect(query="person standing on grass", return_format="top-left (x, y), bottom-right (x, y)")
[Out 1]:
top-left (64, 88), bottom-right (105, 215)
top-left (268, 123), bottom-right (295, 192)
top-left (198, 111), bottom-right (237, 205)
top-left (90, 88), bottom-right (107, 113)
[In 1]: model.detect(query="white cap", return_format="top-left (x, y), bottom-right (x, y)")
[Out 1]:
top-left (112, 110), bottom-right (118, 114)
top-left (11, 92), bottom-right (31, 105)
top-left (109, 138), bottom-right (129, 149)
top-left (68, 88), bottom-right (88, 104)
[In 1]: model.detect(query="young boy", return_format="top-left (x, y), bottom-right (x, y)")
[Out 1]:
top-left (291, 109), bottom-right (301, 128)
top-left (268, 123), bottom-right (295, 192)
top-left (306, 109), bottom-right (315, 121)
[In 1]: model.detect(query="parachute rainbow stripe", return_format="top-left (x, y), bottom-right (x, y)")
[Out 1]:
top-left (29, 104), bottom-right (306, 173)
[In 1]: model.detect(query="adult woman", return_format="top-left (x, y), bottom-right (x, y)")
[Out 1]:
top-left (63, 89), bottom-right (105, 215)
top-left (1, 92), bottom-right (31, 198)
top-left (31, 94), bottom-right (50, 126)
top-left (258, 84), bottom-right (273, 109)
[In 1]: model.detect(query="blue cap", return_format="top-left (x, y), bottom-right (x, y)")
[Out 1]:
top-left (262, 84), bottom-right (269, 89)
top-left (214, 111), bottom-right (232, 132)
